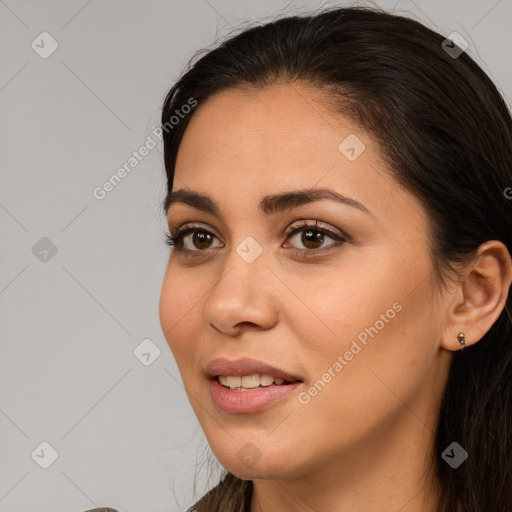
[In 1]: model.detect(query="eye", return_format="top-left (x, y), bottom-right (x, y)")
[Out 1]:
top-left (164, 224), bottom-right (223, 253)
top-left (163, 219), bottom-right (347, 257)
top-left (283, 220), bottom-right (347, 256)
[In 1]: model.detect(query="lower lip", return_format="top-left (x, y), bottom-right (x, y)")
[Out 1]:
top-left (209, 378), bottom-right (302, 414)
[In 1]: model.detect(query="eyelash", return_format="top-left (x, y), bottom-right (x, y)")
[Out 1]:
top-left (163, 220), bottom-right (347, 259)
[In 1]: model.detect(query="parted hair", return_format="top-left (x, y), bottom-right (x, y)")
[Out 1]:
top-left (161, 5), bottom-right (512, 511)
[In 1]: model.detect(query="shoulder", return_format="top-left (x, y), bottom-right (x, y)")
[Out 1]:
top-left (83, 509), bottom-right (119, 512)
top-left (190, 473), bottom-right (252, 512)
top-left (79, 475), bottom-right (252, 512)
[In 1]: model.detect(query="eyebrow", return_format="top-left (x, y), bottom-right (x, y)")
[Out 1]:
top-left (164, 187), bottom-right (372, 217)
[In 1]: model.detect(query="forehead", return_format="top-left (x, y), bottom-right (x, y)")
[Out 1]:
top-left (178, 82), bottom-right (339, 155)
top-left (172, 83), bottom-right (424, 232)
top-left (175, 83), bottom-right (368, 187)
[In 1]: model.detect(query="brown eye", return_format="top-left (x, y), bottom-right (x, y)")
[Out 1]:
top-left (190, 231), bottom-right (214, 250)
top-left (165, 226), bottom-right (223, 253)
top-left (285, 223), bottom-right (346, 253)
top-left (164, 221), bottom-right (346, 258)
top-left (298, 228), bottom-right (326, 249)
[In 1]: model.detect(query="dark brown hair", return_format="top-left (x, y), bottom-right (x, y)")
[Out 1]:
top-left (161, 5), bottom-right (512, 511)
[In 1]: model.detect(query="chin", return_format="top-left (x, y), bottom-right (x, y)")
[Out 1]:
top-left (215, 446), bottom-right (305, 481)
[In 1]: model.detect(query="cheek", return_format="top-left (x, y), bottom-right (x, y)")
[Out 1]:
top-left (159, 265), bottom-right (203, 370)
top-left (291, 255), bottom-right (435, 413)
top-left (289, 263), bottom-right (400, 366)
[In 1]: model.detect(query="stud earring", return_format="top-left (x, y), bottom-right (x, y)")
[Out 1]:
top-left (457, 332), bottom-right (466, 352)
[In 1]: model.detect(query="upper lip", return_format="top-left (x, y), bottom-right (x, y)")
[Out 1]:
top-left (205, 357), bottom-right (303, 382)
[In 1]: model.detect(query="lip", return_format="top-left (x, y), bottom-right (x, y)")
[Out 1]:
top-left (205, 357), bottom-right (304, 414)
top-left (209, 378), bottom-right (302, 414)
top-left (204, 357), bottom-right (303, 382)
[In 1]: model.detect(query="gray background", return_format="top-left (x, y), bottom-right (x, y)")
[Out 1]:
top-left (1, 0), bottom-right (510, 510)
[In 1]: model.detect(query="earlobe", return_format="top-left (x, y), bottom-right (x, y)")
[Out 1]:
top-left (440, 240), bottom-right (512, 352)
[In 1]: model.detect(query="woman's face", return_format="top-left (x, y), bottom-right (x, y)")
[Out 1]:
top-left (159, 82), bottom-right (454, 482)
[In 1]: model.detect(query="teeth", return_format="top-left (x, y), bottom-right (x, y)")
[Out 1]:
top-left (260, 374), bottom-right (274, 386)
top-left (225, 376), bottom-right (241, 388)
top-left (218, 373), bottom-right (289, 389)
top-left (241, 374), bottom-right (260, 388)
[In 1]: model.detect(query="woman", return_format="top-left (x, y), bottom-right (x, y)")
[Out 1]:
top-left (157, 5), bottom-right (512, 512)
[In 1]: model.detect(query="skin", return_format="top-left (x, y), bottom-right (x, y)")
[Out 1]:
top-left (159, 82), bottom-right (512, 512)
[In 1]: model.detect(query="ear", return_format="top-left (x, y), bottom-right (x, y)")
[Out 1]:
top-left (440, 240), bottom-right (512, 352)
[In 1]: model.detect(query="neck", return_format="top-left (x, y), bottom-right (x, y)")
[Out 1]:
top-left (249, 411), bottom-right (442, 512)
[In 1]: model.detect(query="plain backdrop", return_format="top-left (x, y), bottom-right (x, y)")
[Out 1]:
top-left (1, 0), bottom-right (511, 510)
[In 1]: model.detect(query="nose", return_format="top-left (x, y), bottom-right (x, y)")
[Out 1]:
top-left (202, 243), bottom-right (279, 337)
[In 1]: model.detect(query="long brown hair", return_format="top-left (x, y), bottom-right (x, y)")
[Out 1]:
top-left (161, 5), bottom-right (512, 511)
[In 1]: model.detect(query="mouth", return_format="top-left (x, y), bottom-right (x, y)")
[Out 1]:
top-left (205, 356), bottom-right (304, 388)
top-left (209, 375), bottom-right (303, 414)
top-left (214, 373), bottom-right (302, 391)
top-left (205, 357), bottom-right (304, 413)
